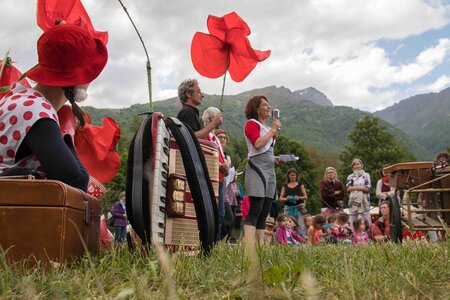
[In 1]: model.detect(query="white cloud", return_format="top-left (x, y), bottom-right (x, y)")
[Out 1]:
top-left (425, 75), bottom-right (450, 92)
top-left (1, 0), bottom-right (450, 111)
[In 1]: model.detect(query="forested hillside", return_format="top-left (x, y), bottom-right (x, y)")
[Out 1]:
top-left (83, 86), bottom-right (431, 159)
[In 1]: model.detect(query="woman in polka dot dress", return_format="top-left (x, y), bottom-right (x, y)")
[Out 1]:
top-left (0, 24), bottom-right (108, 191)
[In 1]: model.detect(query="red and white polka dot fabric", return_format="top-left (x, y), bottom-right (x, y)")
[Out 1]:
top-left (0, 83), bottom-right (59, 174)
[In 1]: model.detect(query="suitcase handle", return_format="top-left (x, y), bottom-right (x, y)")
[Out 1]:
top-left (83, 200), bottom-right (91, 224)
top-left (0, 174), bottom-right (37, 180)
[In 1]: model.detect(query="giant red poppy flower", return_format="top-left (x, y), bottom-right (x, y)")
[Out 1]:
top-left (0, 58), bottom-right (30, 99)
top-left (58, 105), bottom-right (120, 183)
top-left (74, 116), bottom-right (121, 183)
top-left (37, 0), bottom-right (108, 44)
top-left (191, 12), bottom-right (270, 82)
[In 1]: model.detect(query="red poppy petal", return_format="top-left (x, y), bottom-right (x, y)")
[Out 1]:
top-left (37, 0), bottom-right (108, 45)
top-left (191, 32), bottom-right (229, 79)
top-left (207, 12), bottom-right (250, 41)
top-left (227, 29), bottom-right (271, 61)
top-left (226, 29), bottom-right (271, 82)
top-left (74, 118), bottom-right (121, 183)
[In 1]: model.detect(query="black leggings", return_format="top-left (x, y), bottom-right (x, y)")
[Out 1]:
top-left (244, 196), bottom-right (272, 229)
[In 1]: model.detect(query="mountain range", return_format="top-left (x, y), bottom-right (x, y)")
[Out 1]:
top-left (374, 87), bottom-right (450, 155)
top-left (83, 86), bottom-right (450, 160)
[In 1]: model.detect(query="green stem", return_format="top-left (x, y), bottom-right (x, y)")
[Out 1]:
top-left (219, 50), bottom-right (230, 112)
top-left (0, 51), bottom-right (11, 81)
top-left (118, 0), bottom-right (152, 111)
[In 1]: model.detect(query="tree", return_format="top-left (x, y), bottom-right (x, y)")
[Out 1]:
top-left (339, 115), bottom-right (415, 204)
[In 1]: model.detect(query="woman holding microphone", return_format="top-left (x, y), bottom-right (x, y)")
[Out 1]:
top-left (242, 96), bottom-right (282, 245)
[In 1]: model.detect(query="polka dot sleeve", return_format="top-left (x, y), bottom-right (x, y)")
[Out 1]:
top-left (0, 83), bottom-right (59, 172)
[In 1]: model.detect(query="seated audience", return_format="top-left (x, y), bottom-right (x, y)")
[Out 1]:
top-left (352, 218), bottom-right (370, 245)
top-left (308, 215), bottom-right (326, 245)
top-left (275, 214), bottom-right (306, 245)
top-left (370, 201), bottom-right (390, 243)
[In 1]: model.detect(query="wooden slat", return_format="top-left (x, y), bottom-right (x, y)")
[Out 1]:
top-left (410, 217), bottom-right (428, 227)
top-left (413, 215), bottom-right (442, 227)
top-left (383, 161), bottom-right (434, 174)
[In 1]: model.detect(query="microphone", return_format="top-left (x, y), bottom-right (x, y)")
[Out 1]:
top-left (271, 109), bottom-right (280, 132)
top-left (271, 109), bottom-right (280, 119)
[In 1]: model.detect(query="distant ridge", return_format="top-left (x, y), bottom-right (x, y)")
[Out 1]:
top-left (294, 87), bottom-right (333, 106)
top-left (374, 87), bottom-right (450, 154)
top-left (83, 85), bottom-right (432, 159)
top-left (236, 85), bottom-right (334, 106)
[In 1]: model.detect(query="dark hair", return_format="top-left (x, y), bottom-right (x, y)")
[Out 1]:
top-left (63, 86), bottom-right (86, 127)
top-left (276, 213), bottom-right (287, 224)
top-left (313, 214), bottom-right (326, 228)
top-left (285, 168), bottom-right (299, 184)
top-left (379, 200), bottom-right (390, 208)
top-left (380, 164), bottom-right (389, 177)
top-left (327, 213), bottom-right (337, 223)
top-left (353, 218), bottom-right (368, 231)
top-left (244, 95), bottom-right (268, 120)
top-left (337, 212), bottom-right (349, 224)
top-left (436, 152), bottom-right (450, 160)
top-left (303, 214), bottom-right (312, 224)
top-left (287, 215), bottom-right (299, 229)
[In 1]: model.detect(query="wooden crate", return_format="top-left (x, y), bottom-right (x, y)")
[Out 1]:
top-left (383, 161), bottom-right (434, 189)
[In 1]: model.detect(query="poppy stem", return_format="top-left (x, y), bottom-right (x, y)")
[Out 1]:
top-left (220, 51), bottom-right (230, 112)
top-left (118, 0), bottom-right (153, 111)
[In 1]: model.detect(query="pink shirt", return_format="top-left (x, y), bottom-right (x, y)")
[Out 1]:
top-left (352, 232), bottom-right (369, 245)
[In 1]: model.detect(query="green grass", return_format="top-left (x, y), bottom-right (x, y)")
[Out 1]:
top-left (1, 241), bottom-right (449, 299)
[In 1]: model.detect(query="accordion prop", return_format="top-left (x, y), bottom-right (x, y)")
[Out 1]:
top-left (126, 112), bottom-right (219, 253)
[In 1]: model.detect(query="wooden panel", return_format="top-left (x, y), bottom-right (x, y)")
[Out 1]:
top-left (412, 215), bottom-right (442, 228)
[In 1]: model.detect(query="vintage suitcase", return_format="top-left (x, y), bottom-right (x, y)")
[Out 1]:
top-left (0, 178), bottom-right (101, 266)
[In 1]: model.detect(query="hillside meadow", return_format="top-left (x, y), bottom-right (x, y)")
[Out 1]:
top-left (1, 241), bottom-right (449, 299)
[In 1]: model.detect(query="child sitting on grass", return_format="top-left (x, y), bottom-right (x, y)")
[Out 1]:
top-left (276, 214), bottom-right (306, 245)
top-left (352, 218), bottom-right (369, 245)
top-left (308, 215), bottom-right (326, 245)
top-left (323, 213), bottom-right (337, 233)
top-left (331, 212), bottom-right (353, 244)
top-left (300, 214), bottom-right (313, 240)
top-left (287, 215), bottom-right (302, 237)
top-left (264, 217), bottom-right (275, 244)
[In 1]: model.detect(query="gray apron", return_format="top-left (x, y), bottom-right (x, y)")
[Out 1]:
top-left (245, 148), bottom-right (276, 198)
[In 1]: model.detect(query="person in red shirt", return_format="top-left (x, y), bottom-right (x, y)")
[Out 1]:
top-left (370, 201), bottom-right (390, 242)
top-left (242, 95), bottom-right (282, 246)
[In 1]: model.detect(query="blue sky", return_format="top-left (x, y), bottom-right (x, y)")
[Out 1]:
top-left (376, 23), bottom-right (450, 99)
top-left (1, 0), bottom-right (449, 112)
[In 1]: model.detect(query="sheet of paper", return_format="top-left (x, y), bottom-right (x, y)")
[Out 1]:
top-left (279, 154), bottom-right (299, 162)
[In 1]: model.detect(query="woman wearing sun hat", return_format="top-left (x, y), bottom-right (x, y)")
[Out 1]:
top-left (0, 24), bottom-right (108, 191)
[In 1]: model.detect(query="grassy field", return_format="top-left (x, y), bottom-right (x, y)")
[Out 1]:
top-left (1, 241), bottom-right (449, 299)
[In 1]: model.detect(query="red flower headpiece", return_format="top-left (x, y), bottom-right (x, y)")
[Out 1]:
top-left (0, 58), bottom-right (30, 99)
top-left (191, 12), bottom-right (270, 82)
top-left (37, 0), bottom-right (108, 44)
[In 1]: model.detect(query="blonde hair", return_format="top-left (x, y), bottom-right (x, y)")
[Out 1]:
top-left (324, 166), bottom-right (338, 180)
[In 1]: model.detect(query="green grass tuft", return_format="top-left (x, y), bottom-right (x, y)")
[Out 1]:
top-left (1, 241), bottom-right (449, 299)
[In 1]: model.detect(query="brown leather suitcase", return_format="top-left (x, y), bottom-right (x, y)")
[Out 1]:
top-left (0, 178), bottom-right (101, 266)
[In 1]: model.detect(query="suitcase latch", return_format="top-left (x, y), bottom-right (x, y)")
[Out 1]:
top-left (83, 200), bottom-right (91, 224)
